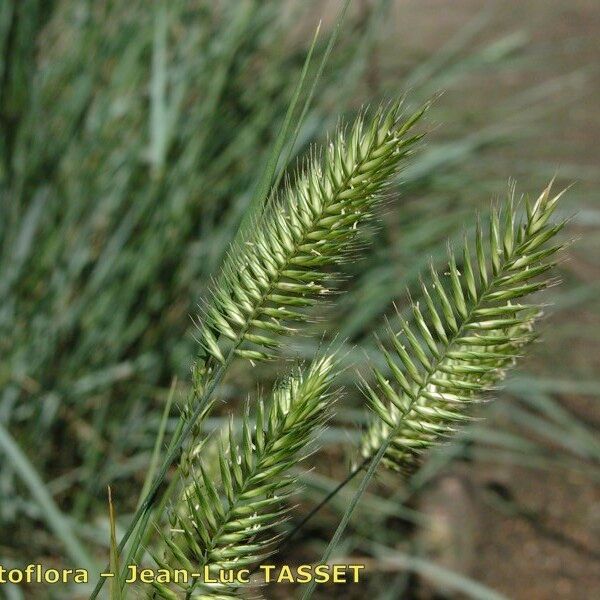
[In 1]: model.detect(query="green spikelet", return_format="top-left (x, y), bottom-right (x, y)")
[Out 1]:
top-left (193, 102), bottom-right (427, 375)
top-left (150, 356), bottom-right (336, 599)
top-left (361, 182), bottom-right (567, 473)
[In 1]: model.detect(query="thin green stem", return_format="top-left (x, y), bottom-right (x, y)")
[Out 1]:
top-left (301, 217), bottom-right (539, 600)
top-left (97, 224), bottom-right (311, 595)
top-left (118, 383), bottom-right (180, 590)
top-left (137, 379), bottom-right (178, 510)
top-left (274, 457), bottom-right (369, 554)
top-left (300, 441), bottom-right (389, 599)
top-left (88, 359), bottom-right (231, 599)
top-left (238, 16), bottom-right (321, 237)
top-left (266, 0), bottom-right (352, 210)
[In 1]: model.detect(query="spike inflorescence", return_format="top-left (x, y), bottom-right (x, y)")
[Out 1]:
top-left (151, 356), bottom-right (336, 599)
top-left (193, 102), bottom-right (427, 378)
top-left (361, 183), bottom-right (566, 473)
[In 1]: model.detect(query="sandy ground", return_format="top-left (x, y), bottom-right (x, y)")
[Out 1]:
top-left (313, 1), bottom-right (600, 599)
top-left (392, 2), bottom-right (600, 598)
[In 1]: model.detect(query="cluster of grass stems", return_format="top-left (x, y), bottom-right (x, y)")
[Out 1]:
top-left (1, 2), bottom-right (597, 600)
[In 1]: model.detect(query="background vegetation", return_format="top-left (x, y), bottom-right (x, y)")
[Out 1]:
top-left (0, 0), bottom-right (598, 598)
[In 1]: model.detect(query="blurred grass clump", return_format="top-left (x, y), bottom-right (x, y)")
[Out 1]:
top-left (1, 0), bottom-right (598, 597)
top-left (1, 0), bottom-right (367, 499)
top-left (0, 0), bottom-right (396, 542)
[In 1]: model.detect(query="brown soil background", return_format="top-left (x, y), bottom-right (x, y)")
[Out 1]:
top-left (397, 3), bottom-right (599, 599)
top-left (306, 1), bottom-right (600, 599)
